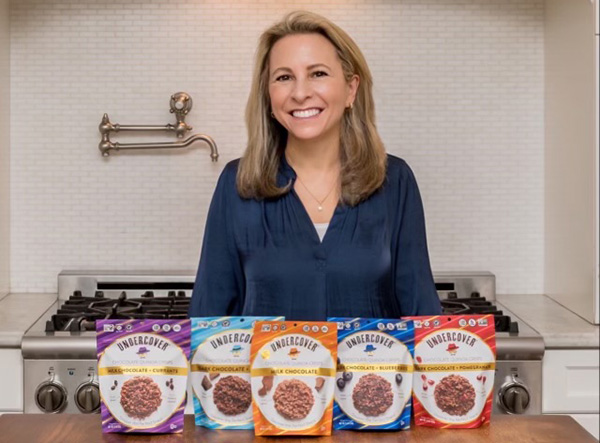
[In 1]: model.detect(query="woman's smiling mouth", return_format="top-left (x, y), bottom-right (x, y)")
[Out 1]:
top-left (291, 108), bottom-right (323, 118)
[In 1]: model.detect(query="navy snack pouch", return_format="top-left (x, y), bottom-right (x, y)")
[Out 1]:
top-left (328, 317), bottom-right (415, 430)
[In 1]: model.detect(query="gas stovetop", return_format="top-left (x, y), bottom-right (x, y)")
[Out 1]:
top-left (24, 270), bottom-right (543, 348)
top-left (46, 291), bottom-right (191, 332)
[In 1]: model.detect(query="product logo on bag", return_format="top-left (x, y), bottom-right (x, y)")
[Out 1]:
top-left (288, 347), bottom-right (300, 360)
top-left (446, 343), bottom-right (459, 355)
top-left (116, 334), bottom-right (170, 352)
top-left (425, 331), bottom-right (477, 349)
top-left (231, 345), bottom-right (243, 357)
top-left (270, 334), bottom-right (318, 354)
top-left (364, 344), bottom-right (377, 356)
top-left (344, 332), bottom-right (394, 351)
top-left (209, 332), bottom-right (252, 350)
top-left (136, 346), bottom-right (150, 358)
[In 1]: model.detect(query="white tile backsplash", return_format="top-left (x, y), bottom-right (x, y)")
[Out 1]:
top-left (9, 0), bottom-right (544, 294)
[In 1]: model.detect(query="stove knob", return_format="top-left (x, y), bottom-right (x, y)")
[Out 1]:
top-left (75, 382), bottom-right (101, 413)
top-left (498, 376), bottom-right (530, 414)
top-left (35, 381), bottom-right (68, 413)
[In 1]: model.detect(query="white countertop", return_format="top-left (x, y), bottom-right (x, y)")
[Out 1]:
top-left (498, 294), bottom-right (599, 348)
top-left (0, 293), bottom-right (56, 347)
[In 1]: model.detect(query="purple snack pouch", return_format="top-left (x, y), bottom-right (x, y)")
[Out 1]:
top-left (96, 319), bottom-right (191, 433)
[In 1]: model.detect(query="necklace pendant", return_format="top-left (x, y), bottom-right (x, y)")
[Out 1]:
top-left (318, 205), bottom-right (323, 211)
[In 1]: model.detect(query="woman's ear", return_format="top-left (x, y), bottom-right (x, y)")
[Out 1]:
top-left (348, 74), bottom-right (360, 105)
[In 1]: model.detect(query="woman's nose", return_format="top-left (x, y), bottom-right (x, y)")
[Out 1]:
top-left (291, 78), bottom-right (312, 102)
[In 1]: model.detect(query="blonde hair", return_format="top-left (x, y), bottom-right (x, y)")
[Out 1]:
top-left (237, 10), bottom-right (387, 206)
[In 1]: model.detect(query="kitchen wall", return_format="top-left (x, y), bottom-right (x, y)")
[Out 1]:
top-left (0, 0), bottom-right (9, 297)
top-left (9, 0), bottom-right (545, 294)
top-left (545, 0), bottom-right (599, 323)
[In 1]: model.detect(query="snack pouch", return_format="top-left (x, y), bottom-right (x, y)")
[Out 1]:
top-left (328, 317), bottom-right (414, 430)
top-left (190, 316), bottom-right (283, 429)
top-left (403, 315), bottom-right (496, 428)
top-left (96, 319), bottom-right (191, 434)
top-left (250, 321), bottom-right (337, 436)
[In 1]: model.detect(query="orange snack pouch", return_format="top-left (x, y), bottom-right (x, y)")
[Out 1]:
top-left (250, 321), bottom-right (337, 436)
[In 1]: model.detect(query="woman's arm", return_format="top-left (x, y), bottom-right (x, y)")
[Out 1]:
top-left (393, 159), bottom-right (442, 316)
top-left (189, 161), bottom-right (245, 317)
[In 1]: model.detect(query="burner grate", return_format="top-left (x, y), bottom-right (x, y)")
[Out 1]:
top-left (46, 291), bottom-right (191, 332)
top-left (440, 294), bottom-right (519, 333)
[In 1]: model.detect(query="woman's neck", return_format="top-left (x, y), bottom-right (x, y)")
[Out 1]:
top-left (285, 136), bottom-right (340, 172)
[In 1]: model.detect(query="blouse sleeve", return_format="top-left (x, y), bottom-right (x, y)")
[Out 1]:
top-left (189, 162), bottom-right (245, 317)
top-left (393, 161), bottom-right (442, 316)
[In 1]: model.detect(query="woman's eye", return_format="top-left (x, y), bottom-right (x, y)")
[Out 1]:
top-left (275, 74), bottom-right (291, 82)
top-left (312, 71), bottom-right (328, 78)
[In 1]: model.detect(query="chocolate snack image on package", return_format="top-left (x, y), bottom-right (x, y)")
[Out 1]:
top-left (352, 373), bottom-right (393, 416)
top-left (404, 314), bottom-right (496, 428)
top-left (213, 375), bottom-right (252, 415)
top-left (329, 318), bottom-right (415, 430)
top-left (250, 321), bottom-right (337, 436)
top-left (120, 376), bottom-right (162, 419)
top-left (96, 319), bottom-right (190, 434)
top-left (273, 379), bottom-right (315, 420)
top-left (434, 374), bottom-right (476, 416)
top-left (190, 316), bottom-right (283, 429)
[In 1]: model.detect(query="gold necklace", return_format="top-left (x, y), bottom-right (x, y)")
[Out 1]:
top-left (294, 173), bottom-right (337, 211)
top-left (286, 156), bottom-right (339, 211)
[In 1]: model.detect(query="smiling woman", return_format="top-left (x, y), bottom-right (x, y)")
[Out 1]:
top-left (237, 11), bottom-right (385, 209)
top-left (188, 11), bottom-right (441, 321)
top-left (268, 32), bottom-right (358, 222)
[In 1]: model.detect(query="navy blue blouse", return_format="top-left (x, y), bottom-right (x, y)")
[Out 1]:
top-left (189, 154), bottom-right (441, 320)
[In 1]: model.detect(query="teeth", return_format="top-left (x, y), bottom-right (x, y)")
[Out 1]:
top-left (292, 108), bottom-right (321, 118)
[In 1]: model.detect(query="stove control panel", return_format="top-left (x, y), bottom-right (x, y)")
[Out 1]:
top-left (24, 361), bottom-right (100, 414)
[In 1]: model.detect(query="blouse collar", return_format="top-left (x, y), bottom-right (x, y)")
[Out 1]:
top-left (277, 152), bottom-right (297, 187)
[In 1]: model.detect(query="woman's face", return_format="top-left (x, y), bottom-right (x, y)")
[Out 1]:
top-left (268, 33), bottom-right (359, 147)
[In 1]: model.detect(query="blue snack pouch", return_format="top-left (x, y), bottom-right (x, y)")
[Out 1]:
top-left (328, 317), bottom-right (415, 430)
top-left (190, 316), bottom-right (283, 429)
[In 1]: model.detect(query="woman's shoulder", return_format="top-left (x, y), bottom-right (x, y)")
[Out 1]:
top-left (385, 153), bottom-right (417, 185)
top-left (221, 158), bottom-right (241, 177)
top-left (214, 158), bottom-right (241, 188)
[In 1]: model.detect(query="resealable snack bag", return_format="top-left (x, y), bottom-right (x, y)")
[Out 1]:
top-left (190, 316), bottom-right (283, 429)
top-left (328, 318), bottom-right (414, 430)
top-left (96, 319), bottom-right (190, 434)
top-left (403, 315), bottom-right (496, 428)
top-left (250, 321), bottom-right (337, 436)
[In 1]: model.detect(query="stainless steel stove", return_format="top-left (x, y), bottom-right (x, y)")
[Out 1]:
top-left (22, 271), bottom-right (195, 414)
top-left (22, 270), bottom-right (544, 416)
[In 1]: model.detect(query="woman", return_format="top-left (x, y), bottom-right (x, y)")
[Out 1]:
top-left (189, 11), bottom-right (441, 320)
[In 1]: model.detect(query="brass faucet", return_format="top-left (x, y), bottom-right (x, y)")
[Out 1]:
top-left (98, 92), bottom-right (218, 161)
